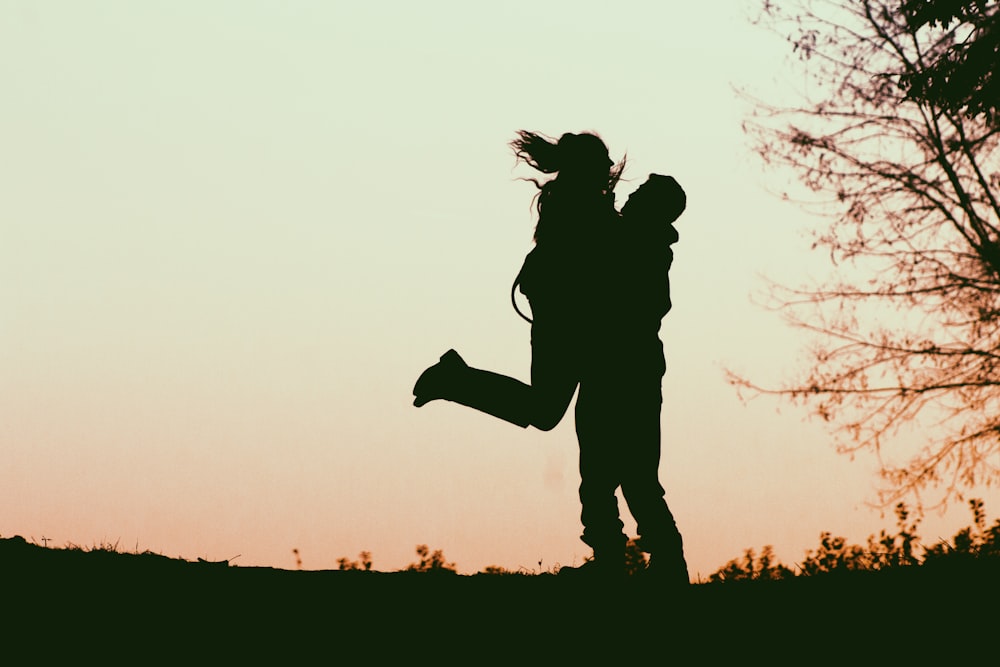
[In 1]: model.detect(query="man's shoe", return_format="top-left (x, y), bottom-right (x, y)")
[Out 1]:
top-left (557, 557), bottom-right (625, 580)
top-left (644, 554), bottom-right (690, 586)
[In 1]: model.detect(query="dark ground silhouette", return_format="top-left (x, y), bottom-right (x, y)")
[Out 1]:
top-left (4, 534), bottom-right (997, 660)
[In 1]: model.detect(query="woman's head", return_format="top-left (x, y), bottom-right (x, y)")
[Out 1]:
top-left (511, 130), bottom-right (625, 244)
top-left (511, 130), bottom-right (625, 194)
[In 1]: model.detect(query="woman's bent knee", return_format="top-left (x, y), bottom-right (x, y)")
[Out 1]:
top-left (532, 415), bottom-right (562, 432)
top-left (525, 382), bottom-right (576, 431)
top-left (530, 401), bottom-right (572, 431)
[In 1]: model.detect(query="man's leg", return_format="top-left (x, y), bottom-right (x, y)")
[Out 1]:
top-left (617, 375), bottom-right (688, 584)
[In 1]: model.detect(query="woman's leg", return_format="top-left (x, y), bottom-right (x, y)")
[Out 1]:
top-left (525, 323), bottom-right (579, 430)
top-left (412, 323), bottom-right (578, 430)
top-left (574, 378), bottom-right (628, 560)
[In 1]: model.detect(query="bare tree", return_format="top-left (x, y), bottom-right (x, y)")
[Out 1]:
top-left (898, 0), bottom-right (999, 125)
top-left (732, 0), bottom-right (1000, 510)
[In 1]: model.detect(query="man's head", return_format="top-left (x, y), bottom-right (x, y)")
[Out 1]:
top-left (622, 174), bottom-right (686, 224)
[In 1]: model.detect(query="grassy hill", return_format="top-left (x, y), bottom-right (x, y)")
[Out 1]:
top-left (4, 534), bottom-right (998, 661)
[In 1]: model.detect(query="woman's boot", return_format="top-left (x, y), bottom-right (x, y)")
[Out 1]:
top-left (413, 350), bottom-right (532, 428)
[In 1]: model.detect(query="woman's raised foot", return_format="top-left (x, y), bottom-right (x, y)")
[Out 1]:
top-left (413, 349), bottom-right (467, 407)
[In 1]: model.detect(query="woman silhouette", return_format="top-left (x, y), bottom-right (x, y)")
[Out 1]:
top-left (413, 130), bottom-right (618, 431)
top-left (413, 131), bottom-right (688, 582)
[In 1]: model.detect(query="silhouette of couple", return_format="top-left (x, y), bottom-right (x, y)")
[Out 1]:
top-left (414, 130), bottom-right (689, 584)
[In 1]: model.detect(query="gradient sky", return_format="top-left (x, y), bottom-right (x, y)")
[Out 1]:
top-left (4, 1), bottom-right (998, 578)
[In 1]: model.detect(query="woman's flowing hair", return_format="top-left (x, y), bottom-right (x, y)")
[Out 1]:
top-left (511, 130), bottom-right (625, 190)
top-left (510, 130), bottom-right (626, 243)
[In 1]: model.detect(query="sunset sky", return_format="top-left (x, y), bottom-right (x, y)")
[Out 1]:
top-left (4, 1), bottom-right (998, 578)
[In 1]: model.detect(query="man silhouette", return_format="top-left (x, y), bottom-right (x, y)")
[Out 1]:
top-left (561, 174), bottom-right (689, 583)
